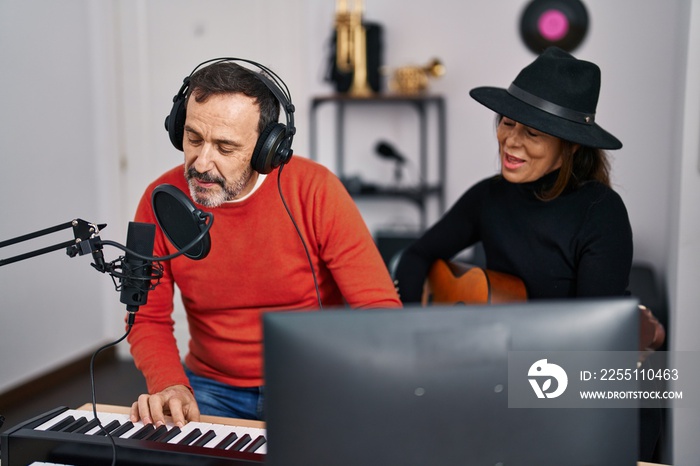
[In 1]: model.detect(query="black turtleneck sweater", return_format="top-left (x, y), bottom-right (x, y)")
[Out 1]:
top-left (395, 170), bottom-right (633, 302)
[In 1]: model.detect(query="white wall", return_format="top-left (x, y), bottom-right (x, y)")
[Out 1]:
top-left (1, 0), bottom-right (698, 461)
top-left (670, 1), bottom-right (700, 464)
top-left (0, 0), bottom-right (118, 392)
top-left (302, 0), bottom-right (686, 277)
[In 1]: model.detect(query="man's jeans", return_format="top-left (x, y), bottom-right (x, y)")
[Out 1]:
top-left (185, 367), bottom-right (265, 421)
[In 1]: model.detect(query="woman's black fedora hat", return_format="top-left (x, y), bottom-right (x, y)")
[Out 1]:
top-left (470, 46), bottom-right (622, 150)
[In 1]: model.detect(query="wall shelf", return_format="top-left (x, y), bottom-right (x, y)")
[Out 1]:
top-left (309, 94), bottom-right (447, 230)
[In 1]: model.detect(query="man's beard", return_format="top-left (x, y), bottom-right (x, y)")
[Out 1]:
top-left (185, 165), bottom-right (253, 207)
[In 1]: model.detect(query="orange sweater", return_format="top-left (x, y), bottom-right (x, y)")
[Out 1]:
top-left (128, 157), bottom-right (401, 393)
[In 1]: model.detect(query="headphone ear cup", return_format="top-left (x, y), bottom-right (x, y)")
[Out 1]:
top-left (251, 123), bottom-right (292, 174)
top-left (165, 93), bottom-right (187, 151)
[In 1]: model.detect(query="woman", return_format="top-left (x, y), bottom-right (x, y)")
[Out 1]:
top-left (396, 46), bottom-right (634, 302)
top-left (394, 47), bottom-right (665, 460)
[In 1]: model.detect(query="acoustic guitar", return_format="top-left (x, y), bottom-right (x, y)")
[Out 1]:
top-left (423, 259), bottom-right (527, 306)
top-left (423, 260), bottom-right (665, 353)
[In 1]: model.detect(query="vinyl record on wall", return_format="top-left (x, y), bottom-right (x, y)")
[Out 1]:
top-left (519, 0), bottom-right (589, 54)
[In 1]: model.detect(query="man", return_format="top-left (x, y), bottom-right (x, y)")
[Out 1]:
top-left (128, 58), bottom-right (401, 427)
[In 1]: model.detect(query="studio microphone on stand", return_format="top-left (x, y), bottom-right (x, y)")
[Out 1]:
top-left (375, 141), bottom-right (407, 184)
top-left (375, 141), bottom-right (407, 164)
top-left (0, 184), bottom-right (212, 316)
top-left (119, 222), bottom-right (156, 312)
top-left (112, 184), bottom-right (212, 314)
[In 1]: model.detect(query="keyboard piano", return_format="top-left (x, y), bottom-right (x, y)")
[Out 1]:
top-left (1, 404), bottom-right (265, 465)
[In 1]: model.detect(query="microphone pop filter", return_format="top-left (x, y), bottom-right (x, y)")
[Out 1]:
top-left (152, 184), bottom-right (211, 260)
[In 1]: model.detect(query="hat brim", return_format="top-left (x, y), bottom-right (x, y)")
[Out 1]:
top-left (469, 87), bottom-right (622, 150)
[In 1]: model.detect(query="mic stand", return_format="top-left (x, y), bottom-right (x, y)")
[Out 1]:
top-left (393, 160), bottom-right (404, 186)
top-left (0, 217), bottom-right (165, 453)
top-left (0, 219), bottom-right (164, 322)
top-left (0, 219), bottom-right (106, 268)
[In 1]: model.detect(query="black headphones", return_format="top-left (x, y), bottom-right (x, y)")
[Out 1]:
top-left (164, 58), bottom-right (296, 174)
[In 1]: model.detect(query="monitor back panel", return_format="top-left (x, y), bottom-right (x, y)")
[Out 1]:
top-left (263, 300), bottom-right (639, 466)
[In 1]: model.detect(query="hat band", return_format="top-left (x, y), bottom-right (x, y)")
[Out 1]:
top-left (507, 84), bottom-right (595, 125)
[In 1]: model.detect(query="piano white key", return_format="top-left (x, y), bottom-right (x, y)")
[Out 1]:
top-left (193, 421), bottom-right (266, 450)
top-left (119, 419), bottom-right (146, 439)
top-left (85, 413), bottom-right (178, 440)
top-left (201, 423), bottom-right (243, 448)
top-left (246, 435), bottom-right (267, 454)
top-left (35, 409), bottom-right (129, 436)
top-left (83, 412), bottom-right (126, 435)
top-left (165, 420), bottom-right (212, 444)
top-left (35, 409), bottom-right (84, 431)
top-left (233, 425), bottom-right (267, 452)
top-left (185, 421), bottom-right (220, 446)
top-left (236, 425), bottom-right (266, 439)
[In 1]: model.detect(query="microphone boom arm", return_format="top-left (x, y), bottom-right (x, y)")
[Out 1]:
top-left (0, 219), bottom-right (106, 267)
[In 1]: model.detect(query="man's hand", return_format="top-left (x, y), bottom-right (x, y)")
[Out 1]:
top-left (130, 384), bottom-right (200, 427)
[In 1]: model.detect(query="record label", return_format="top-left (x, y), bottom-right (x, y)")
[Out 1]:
top-left (520, 0), bottom-right (589, 54)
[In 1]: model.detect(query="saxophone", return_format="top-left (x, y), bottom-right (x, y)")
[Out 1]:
top-left (390, 58), bottom-right (446, 95)
top-left (335, 0), bottom-right (372, 96)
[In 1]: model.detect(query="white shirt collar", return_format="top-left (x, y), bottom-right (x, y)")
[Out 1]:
top-left (226, 173), bottom-right (267, 203)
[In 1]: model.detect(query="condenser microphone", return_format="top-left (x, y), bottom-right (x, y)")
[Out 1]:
top-left (119, 222), bottom-right (156, 312)
top-left (376, 141), bottom-right (407, 184)
top-left (375, 141), bottom-right (407, 164)
top-left (152, 184), bottom-right (212, 260)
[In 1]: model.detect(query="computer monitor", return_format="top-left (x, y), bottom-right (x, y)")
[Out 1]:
top-left (263, 298), bottom-right (640, 466)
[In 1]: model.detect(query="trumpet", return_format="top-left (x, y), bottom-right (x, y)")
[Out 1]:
top-left (335, 0), bottom-right (372, 96)
top-left (390, 58), bottom-right (446, 95)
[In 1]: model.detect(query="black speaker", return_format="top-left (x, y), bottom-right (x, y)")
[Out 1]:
top-left (164, 58), bottom-right (296, 174)
top-left (374, 230), bottom-right (420, 267)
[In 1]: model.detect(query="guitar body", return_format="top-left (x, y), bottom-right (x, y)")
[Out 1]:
top-left (423, 259), bottom-right (527, 305)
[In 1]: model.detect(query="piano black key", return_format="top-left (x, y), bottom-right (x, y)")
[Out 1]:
top-left (243, 434), bottom-right (267, 453)
top-left (73, 417), bottom-right (100, 434)
top-left (129, 423), bottom-right (156, 440)
top-left (47, 415), bottom-right (76, 431)
top-left (59, 416), bottom-right (88, 433)
top-left (94, 419), bottom-right (121, 436)
top-left (177, 428), bottom-right (202, 445)
top-left (111, 421), bottom-right (135, 437)
top-left (213, 432), bottom-right (238, 449)
top-left (156, 425), bottom-right (182, 442)
top-left (191, 429), bottom-right (217, 447)
top-left (228, 433), bottom-right (252, 451)
top-left (144, 424), bottom-right (169, 441)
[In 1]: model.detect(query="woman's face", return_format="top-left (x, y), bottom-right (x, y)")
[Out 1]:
top-left (496, 117), bottom-right (570, 183)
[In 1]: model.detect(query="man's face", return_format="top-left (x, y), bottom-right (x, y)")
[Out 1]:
top-left (182, 93), bottom-right (261, 207)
